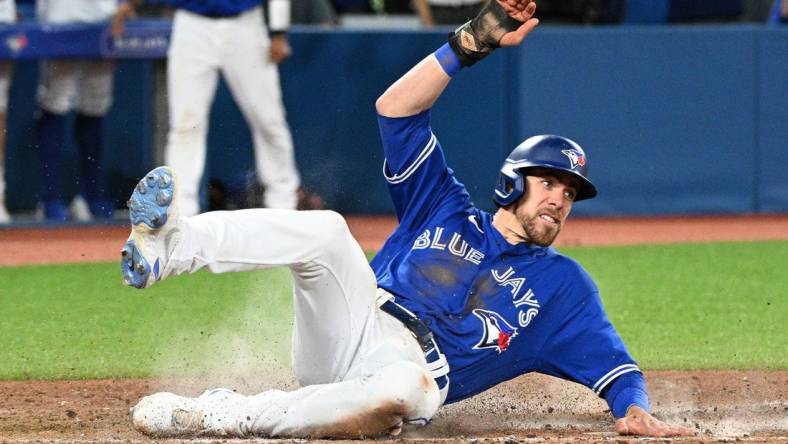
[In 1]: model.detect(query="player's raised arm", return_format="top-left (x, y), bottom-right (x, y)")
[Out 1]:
top-left (375, 0), bottom-right (540, 118)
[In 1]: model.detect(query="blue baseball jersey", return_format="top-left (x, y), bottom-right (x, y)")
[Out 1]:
top-left (371, 110), bottom-right (642, 406)
top-left (167, 0), bottom-right (261, 16)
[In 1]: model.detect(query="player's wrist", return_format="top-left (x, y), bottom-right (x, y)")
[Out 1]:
top-left (446, 0), bottom-right (523, 67)
top-left (434, 43), bottom-right (462, 77)
top-left (610, 386), bottom-right (650, 418)
top-left (601, 371), bottom-right (650, 418)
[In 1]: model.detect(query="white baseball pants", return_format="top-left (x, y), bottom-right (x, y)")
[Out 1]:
top-left (36, 60), bottom-right (115, 116)
top-left (160, 209), bottom-right (443, 437)
top-left (0, 61), bottom-right (10, 221)
top-left (165, 7), bottom-right (300, 216)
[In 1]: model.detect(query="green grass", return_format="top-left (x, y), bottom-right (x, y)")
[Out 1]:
top-left (0, 241), bottom-right (786, 380)
top-left (561, 241), bottom-right (788, 370)
top-left (0, 263), bottom-right (295, 380)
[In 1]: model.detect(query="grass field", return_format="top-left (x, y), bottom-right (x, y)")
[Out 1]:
top-left (1, 240), bottom-right (786, 380)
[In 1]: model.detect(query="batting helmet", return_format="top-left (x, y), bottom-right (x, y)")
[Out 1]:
top-left (493, 135), bottom-right (597, 206)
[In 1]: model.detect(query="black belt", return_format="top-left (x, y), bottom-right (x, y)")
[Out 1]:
top-left (380, 299), bottom-right (449, 391)
top-left (199, 10), bottom-right (243, 18)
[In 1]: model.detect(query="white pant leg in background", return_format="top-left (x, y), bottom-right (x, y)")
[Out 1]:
top-left (220, 7), bottom-right (300, 210)
top-left (0, 10), bottom-right (11, 217)
top-left (159, 209), bottom-right (440, 437)
top-left (0, 61), bottom-right (10, 220)
top-left (75, 60), bottom-right (115, 116)
top-left (0, 61), bottom-right (11, 114)
top-left (164, 9), bottom-right (222, 217)
top-left (37, 60), bottom-right (114, 116)
top-left (37, 60), bottom-right (80, 114)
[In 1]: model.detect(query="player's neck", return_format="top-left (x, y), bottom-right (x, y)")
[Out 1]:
top-left (492, 208), bottom-right (530, 245)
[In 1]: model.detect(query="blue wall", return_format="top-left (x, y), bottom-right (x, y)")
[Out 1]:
top-left (516, 26), bottom-right (758, 216)
top-left (4, 25), bottom-right (787, 215)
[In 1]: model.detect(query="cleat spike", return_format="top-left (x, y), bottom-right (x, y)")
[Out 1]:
top-left (135, 263), bottom-right (146, 274)
top-left (160, 174), bottom-right (171, 187)
top-left (156, 190), bottom-right (172, 206)
top-left (146, 174), bottom-right (156, 187)
top-left (137, 182), bottom-right (147, 194)
top-left (121, 249), bottom-right (129, 258)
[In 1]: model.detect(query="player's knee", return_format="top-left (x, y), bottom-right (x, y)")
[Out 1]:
top-left (315, 210), bottom-right (352, 245)
top-left (38, 94), bottom-right (71, 115)
top-left (320, 362), bottom-right (439, 438)
top-left (77, 97), bottom-right (112, 117)
top-left (373, 361), bottom-right (440, 423)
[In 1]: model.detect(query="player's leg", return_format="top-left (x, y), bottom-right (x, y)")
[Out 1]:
top-left (220, 8), bottom-right (300, 210)
top-left (121, 165), bottom-right (377, 381)
top-left (74, 60), bottom-right (115, 218)
top-left (130, 280), bottom-right (443, 438)
top-left (179, 208), bottom-right (379, 383)
top-left (164, 10), bottom-right (221, 217)
top-left (35, 60), bottom-right (78, 221)
top-left (132, 359), bottom-right (440, 438)
top-left (0, 61), bottom-right (11, 223)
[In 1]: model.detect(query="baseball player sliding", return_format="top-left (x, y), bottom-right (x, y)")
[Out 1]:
top-left (122, 0), bottom-right (693, 438)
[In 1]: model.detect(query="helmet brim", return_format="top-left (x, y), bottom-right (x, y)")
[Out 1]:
top-left (519, 165), bottom-right (597, 202)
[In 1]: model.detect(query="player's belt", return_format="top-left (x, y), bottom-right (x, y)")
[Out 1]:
top-left (198, 10), bottom-right (243, 18)
top-left (377, 290), bottom-right (450, 392)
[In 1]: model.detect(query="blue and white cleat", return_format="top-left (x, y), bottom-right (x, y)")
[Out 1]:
top-left (120, 166), bottom-right (180, 289)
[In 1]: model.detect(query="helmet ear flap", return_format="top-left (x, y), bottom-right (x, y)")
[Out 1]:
top-left (493, 167), bottom-right (525, 207)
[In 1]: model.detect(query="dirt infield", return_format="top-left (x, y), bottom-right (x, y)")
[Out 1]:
top-left (1, 371), bottom-right (786, 442)
top-left (1, 215), bottom-right (787, 442)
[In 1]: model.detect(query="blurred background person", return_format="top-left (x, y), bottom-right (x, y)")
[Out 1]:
top-left (412, 0), bottom-right (484, 26)
top-left (156, 0), bottom-right (303, 216)
top-left (768, 0), bottom-right (788, 22)
top-left (533, 0), bottom-right (624, 24)
top-left (0, 0), bottom-right (15, 224)
top-left (34, 0), bottom-right (131, 222)
top-left (291, 0), bottom-right (338, 25)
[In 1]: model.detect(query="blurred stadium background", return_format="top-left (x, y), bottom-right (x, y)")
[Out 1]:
top-left (0, 0), bottom-right (786, 221)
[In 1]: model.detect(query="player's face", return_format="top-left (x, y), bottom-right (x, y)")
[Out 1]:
top-left (513, 172), bottom-right (577, 246)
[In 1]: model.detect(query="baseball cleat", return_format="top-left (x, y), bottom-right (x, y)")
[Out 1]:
top-left (130, 392), bottom-right (208, 437)
top-left (120, 166), bottom-right (180, 289)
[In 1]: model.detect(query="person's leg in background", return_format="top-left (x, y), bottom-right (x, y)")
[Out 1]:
top-left (36, 60), bottom-right (78, 221)
top-left (221, 8), bottom-right (300, 210)
top-left (74, 59), bottom-right (116, 219)
top-left (164, 9), bottom-right (222, 217)
top-left (0, 61), bottom-right (12, 224)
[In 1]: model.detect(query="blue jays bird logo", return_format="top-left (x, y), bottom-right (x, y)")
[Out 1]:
top-left (472, 309), bottom-right (518, 353)
top-left (561, 149), bottom-right (586, 169)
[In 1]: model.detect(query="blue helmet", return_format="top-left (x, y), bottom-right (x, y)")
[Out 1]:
top-left (493, 135), bottom-right (597, 206)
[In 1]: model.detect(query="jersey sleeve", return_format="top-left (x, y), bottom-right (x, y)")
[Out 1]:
top-left (535, 265), bottom-right (643, 402)
top-left (377, 110), bottom-right (470, 228)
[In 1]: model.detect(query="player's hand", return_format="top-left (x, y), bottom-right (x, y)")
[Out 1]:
top-left (615, 406), bottom-right (695, 437)
top-left (270, 34), bottom-right (292, 64)
top-left (499, 0), bottom-right (540, 47)
top-left (111, 1), bottom-right (136, 38)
